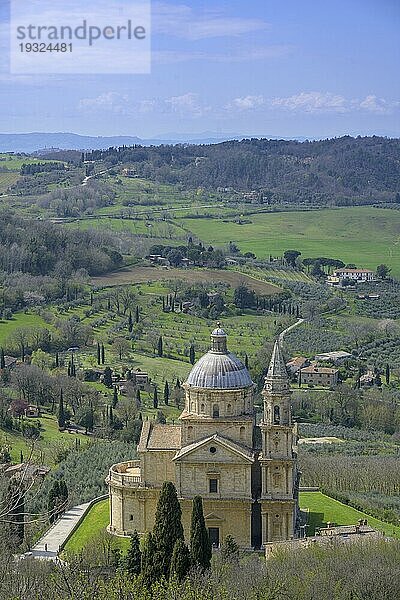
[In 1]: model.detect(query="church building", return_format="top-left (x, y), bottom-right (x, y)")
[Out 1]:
top-left (107, 325), bottom-right (300, 548)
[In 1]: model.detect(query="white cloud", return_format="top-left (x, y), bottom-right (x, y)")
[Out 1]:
top-left (231, 95), bottom-right (265, 110)
top-left (358, 95), bottom-right (398, 114)
top-left (165, 92), bottom-right (208, 116)
top-left (78, 92), bottom-right (129, 114)
top-left (270, 91), bottom-right (348, 113)
top-left (153, 2), bottom-right (268, 40)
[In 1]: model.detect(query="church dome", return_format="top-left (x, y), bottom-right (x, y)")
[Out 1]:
top-left (186, 325), bottom-right (253, 389)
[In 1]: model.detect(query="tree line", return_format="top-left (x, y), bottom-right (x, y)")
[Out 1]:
top-left (84, 136), bottom-right (400, 206)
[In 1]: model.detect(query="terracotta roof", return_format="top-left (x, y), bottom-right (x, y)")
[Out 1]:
top-left (138, 421), bottom-right (182, 451)
top-left (287, 356), bottom-right (308, 367)
top-left (301, 365), bottom-right (338, 374)
top-left (335, 269), bottom-right (373, 273)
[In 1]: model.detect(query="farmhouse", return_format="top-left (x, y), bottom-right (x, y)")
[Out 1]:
top-left (286, 356), bottom-right (309, 376)
top-left (107, 326), bottom-right (300, 548)
top-left (131, 369), bottom-right (150, 389)
top-left (332, 268), bottom-right (376, 282)
top-left (300, 364), bottom-right (339, 387)
top-left (314, 351), bottom-right (352, 364)
top-left (24, 404), bottom-right (40, 418)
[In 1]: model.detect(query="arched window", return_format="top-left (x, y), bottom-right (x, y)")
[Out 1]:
top-left (200, 403), bottom-right (205, 413)
top-left (188, 426), bottom-right (193, 440)
top-left (191, 402), bottom-right (195, 412)
top-left (273, 405), bottom-right (280, 424)
top-left (213, 404), bottom-right (219, 418)
top-left (227, 403), bottom-right (232, 415)
top-left (240, 426), bottom-right (245, 440)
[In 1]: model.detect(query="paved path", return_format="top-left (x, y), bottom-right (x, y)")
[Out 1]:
top-left (279, 318), bottom-right (304, 342)
top-left (29, 501), bottom-right (91, 560)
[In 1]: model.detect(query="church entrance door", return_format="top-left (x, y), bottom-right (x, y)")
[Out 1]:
top-left (208, 527), bottom-right (220, 548)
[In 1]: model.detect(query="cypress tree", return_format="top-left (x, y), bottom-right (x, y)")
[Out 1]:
top-left (170, 538), bottom-right (191, 581)
top-left (70, 355), bottom-right (76, 377)
top-left (164, 380), bottom-right (169, 405)
top-left (244, 353), bottom-right (249, 369)
top-left (385, 363), bottom-right (390, 385)
top-left (153, 387), bottom-right (158, 409)
top-left (190, 496), bottom-right (212, 570)
top-left (109, 405), bottom-right (114, 426)
top-left (141, 532), bottom-right (158, 588)
top-left (189, 344), bottom-right (195, 365)
top-left (158, 336), bottom-right (163, 357)
top-left (152, 481), bottom-right (184, 579)
top-left (0, 348), bottom-right (5, 369)
top-left (58, 390), bottom-right (65, 429)
top-left (112, 386), bottom-right (118, 408)
top-left (128, 312), bottom-right (133, 333)
top-left (59, 480), bottom-right (68, 505)
top-left (101, 343), bottom-right (105, 364)
top-left (103, 366), bottom-right (113, 387)
top-left (97, 342), bottom-right (101, 365)
top-left (48, 481), bottom-right (60, 523)
top-left (55, 352), bottom-right (59, 368)
top-left (135, 306), bottom-right (140, 323)
top-left (136, 388), bottom-right (141, 405)
top-left (125, 530), bottom-right (141, 577)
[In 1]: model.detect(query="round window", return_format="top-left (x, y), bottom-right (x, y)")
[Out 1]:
top-left (210, 446), bottom-right (217, 454)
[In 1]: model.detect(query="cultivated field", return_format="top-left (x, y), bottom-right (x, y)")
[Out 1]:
top-left (91, 266), bottom-right (281, 296)
top-left (179, 207), bottom-right (400, 277)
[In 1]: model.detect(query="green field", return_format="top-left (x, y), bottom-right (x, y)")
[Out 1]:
top-left (300, 492), bottom-right (400, 539)
top-left (63, 498), bottom-right (129, 554)
top-left (0, 312), bottom-right (52, 347)
top-left (0, 412), bottom-right (88, 464)
top-left (179, 207), bottom-right (400, 277)
top-left (64, 491), bottom-right (400, 555)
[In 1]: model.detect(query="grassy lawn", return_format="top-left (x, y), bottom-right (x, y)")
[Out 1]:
top-left (0, 311), bottom-right (51, 347)
top-left (63, 498), bottom-right (130, 554)
top-left (65, 492), bottom-right (400, 555)
top-left (0, 411), bottom-right (89, 464)
top-left (300, 491), bottom-right (400, 539)
top-left (180, 207), bottom-right (400, 278)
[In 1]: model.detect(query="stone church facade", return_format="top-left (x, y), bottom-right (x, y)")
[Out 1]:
top-left (107, 325), bottom-right (300, 548)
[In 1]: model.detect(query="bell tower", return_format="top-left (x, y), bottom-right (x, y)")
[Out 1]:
top-left (259, 340), bottom-right (299, 543)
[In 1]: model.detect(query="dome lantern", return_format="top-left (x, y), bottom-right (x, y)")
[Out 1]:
top-left (185, 324), bottom-right (253, 389)
top-left (210, 322), bottom-right (228, 353)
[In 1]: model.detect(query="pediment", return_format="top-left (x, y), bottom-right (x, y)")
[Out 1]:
top-left (173, 434), bottom-right (254, 463)
top-left (204, 512), bottom-right (224, 521)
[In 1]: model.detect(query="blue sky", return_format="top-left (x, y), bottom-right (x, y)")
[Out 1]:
top-left (1, 0), bottom-right (399, 138)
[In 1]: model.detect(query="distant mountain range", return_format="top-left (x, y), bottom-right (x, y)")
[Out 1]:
top-left (0, 131), bottom-right (310, 153)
